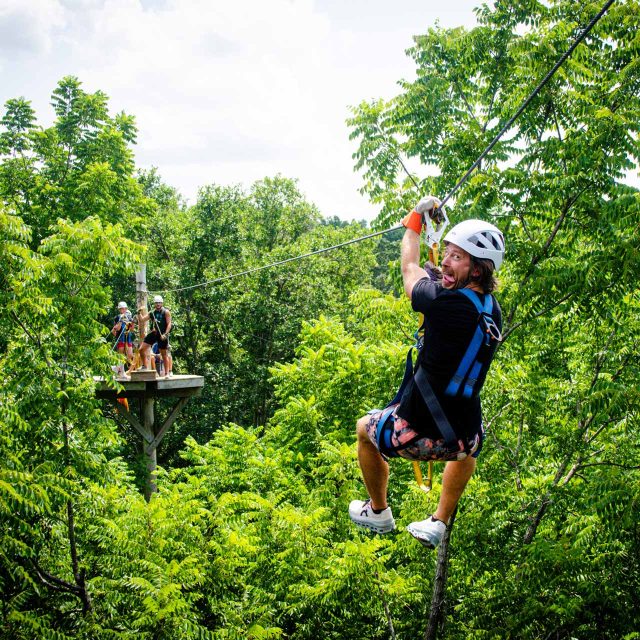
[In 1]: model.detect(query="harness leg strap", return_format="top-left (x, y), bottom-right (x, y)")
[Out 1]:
top-left (413, 368), bottom-right (458, 449)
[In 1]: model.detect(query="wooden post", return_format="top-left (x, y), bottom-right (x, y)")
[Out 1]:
top-left (142, 397), bottom-right (156, 501)
top-left (99, 376), bottom-right (204, 502)
top-left (136, 264), bottom-right (148, 339)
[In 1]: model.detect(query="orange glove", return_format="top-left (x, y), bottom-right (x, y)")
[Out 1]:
top-left (401, 210), bottom-right (423, 233)
top-left (401, 196), bottom-right (443, 233)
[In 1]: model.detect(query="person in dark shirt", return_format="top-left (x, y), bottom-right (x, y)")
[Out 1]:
top-left (138, 295), bottom-right (173, 378)
top-left (349, 196), bottom-right (505, 548)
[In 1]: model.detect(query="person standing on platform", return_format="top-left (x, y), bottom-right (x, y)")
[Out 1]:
top-left (111, 301), bottom-right (135, 377)
top-left (138, 295), bottom-right (173, 378)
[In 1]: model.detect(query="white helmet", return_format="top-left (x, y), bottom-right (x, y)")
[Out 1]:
top-left (443, 219), bottom-right (505, 270)
top-left (153, 295), bottom-right (164, 304)
top-left (117, 301), bottom-right (127, 309)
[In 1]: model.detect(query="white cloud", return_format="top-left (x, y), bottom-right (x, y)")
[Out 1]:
top-left (0, 0), bottom-right (481, 220)
top-left (0, 0), bottom-right (66, 56)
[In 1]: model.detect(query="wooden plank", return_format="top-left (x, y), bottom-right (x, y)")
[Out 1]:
top-left (96, 375), bottom-right (204, 400)
top-left (129, 369), bottom-right (158, 382)
top-left (145, 396), bottom-right (189, 454)
top-left (156, 375), bottom-right (204, 390)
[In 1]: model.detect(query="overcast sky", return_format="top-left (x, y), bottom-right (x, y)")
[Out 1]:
top-left (0, 0), bottom-right (481, 222)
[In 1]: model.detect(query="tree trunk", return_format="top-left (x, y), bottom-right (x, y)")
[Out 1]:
top-left (523, 452), bottom-right (572, 544)
top-left (424, 508), bottom-right (457, 640)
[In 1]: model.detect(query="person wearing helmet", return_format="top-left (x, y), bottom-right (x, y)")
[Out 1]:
top-left (137, 295), bottom-right (173, 377)
top-left (111, 301), bottom-right (135, 377)
top-left (349, 196), bottom-right (504, 549)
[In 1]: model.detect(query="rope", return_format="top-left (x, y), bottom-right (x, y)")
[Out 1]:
top-left (111, 317), bottom-right (127, 351)
top-left (153, 226), bottom-right (401, 294)
top-left (438, 0), bottom-right (616, 209)
top-left (151, 0), bottom-right (615, 296)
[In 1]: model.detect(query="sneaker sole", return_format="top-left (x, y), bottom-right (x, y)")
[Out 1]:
top-left (351, 520), bottom-right (396, 535)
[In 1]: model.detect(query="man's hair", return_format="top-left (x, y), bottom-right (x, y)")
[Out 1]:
top-left (470, 257), bottom-right (499, 293)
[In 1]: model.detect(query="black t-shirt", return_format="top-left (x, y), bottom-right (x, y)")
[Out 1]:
top-left (395, 278), bottom-right (502, 440)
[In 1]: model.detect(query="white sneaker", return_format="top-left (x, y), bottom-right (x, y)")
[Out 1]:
top-left (349, 499), bottom-right (395, 534)
top-left (406, 516), bottom-right (447, 549)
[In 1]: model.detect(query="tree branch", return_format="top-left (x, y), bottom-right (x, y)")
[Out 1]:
top-left (523, 452), bottom-right (572, 545)
top-left (577, 461), bottom-right (640, 471)
top-left (70, 265), bottom-right (96, 298)
top-left (11, 311), bottom-right (52, 367)
top-left (502, 292), bottom-right (573, 341)
top-left (424, 508), bottom-right (456, 640)
top-left (374, 566), bottom-right (396, 640)
top-left (453, 80), bottom-right (481, 129)
top-left (506, 185), bottom-right (590, 328)
top-left (31, 560), bottom-right (81, 595)
top-left (375, 124), bottom-right (420, 191)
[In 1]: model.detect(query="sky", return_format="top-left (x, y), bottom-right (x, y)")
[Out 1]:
top-left (0, 0), bottom-right (481, 222)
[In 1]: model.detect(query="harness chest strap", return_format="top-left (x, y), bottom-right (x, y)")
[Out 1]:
top-left (445, 289), bottom-right (497, 399)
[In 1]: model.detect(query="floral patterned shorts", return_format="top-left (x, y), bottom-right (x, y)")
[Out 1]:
top-left (364, 405), bottom-right (482, 462)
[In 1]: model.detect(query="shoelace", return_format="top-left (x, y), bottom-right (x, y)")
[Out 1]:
top-left (360, 499), bottom-right (373, 517)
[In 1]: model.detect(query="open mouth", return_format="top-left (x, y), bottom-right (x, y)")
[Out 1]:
top-left (442, 273), bottom-right (455, 287)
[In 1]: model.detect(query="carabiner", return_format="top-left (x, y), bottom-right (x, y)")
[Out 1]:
top-left (481, 313), bottom-right (502, 342)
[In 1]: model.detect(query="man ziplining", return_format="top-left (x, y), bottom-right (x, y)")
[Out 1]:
top-left (349, 196), bottom-right (505, 549)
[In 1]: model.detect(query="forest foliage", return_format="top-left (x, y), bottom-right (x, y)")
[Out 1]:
top-left (1, 1), bottom-right (640, 638)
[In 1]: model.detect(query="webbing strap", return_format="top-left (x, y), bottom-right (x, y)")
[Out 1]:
top-left (374, 337), bottom-right (420, 458)
top-left (445, 290), bottom-right (493, 397)
top-left (463, 359), bottom-right (484, 399)
top-left (375, 406), bottom-right (425, 458)
top-left (388, 346), bottom-right (416, 407)
top-left (375, 406), bottom-right (397, 454)
top-left (380, 290), bottom-right (497, 454)
top-left (413, 368), bottom-right (458, 448)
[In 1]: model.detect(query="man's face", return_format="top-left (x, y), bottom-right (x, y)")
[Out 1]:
top-left (441, 243), bottom-right (474, 289)
top-left (118, 306), bottom-right (127, 313)
top-left (154, 302), bottom-right (163, 309)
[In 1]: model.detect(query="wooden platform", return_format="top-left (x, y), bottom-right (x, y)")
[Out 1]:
top-left (95, 374), bottom-right (204, 399)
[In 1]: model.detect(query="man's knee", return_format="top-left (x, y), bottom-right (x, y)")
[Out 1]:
top-left (445, 455), bottom-right (477, 479)
top-left (356, 416), bottom-right (370, 441)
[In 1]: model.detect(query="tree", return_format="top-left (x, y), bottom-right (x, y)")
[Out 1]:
top-left (0, 207), bottom-right (144, 636)
top-left (348, 0), bottom-right (640, 637)
top-left (140, 174), bottom-right (380, 464)
top-left (0, 76), bottom-right (152, 248)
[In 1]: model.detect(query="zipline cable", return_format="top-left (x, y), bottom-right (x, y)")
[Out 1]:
top-left (151, 0), bottom-right (615, 296)
top-left (437, 0), bottom-right (616, 210)
top-left (154, 226), bottom-right (401, 294)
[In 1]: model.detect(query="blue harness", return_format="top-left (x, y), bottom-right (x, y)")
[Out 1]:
top-left (374, 289), bottom-right (500, 458)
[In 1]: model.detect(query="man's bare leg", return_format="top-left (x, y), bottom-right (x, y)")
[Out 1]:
top-left (356, 416), bottom-right (389, 510)
top-left (433, 456), bottom-right (477, 524)
top-left (161, 349), bottom-right (172, 376)
top-left (139, 343), bottom-right (151, 369)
